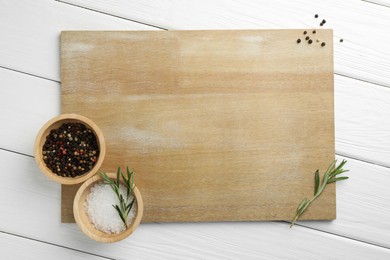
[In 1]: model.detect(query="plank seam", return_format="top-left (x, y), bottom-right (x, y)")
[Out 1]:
top-left (0, 148), bottom-right (34, 158)
top-left (336, 152), bottom-right (390, 169)
top-left (0, 150), bottom-right (388, 171)
top-left (55, 0), bottom-right (168, 30)
top-left (286, 221), bottom-right (390, 250)
top-left (335, 72), bottom-right (390, 89)
top-left (0, 230), bottom-right (114, 260)
top-left (361, 0), bottom-right (390, 8)
top-left (0, 65), bottom-right (60, 83)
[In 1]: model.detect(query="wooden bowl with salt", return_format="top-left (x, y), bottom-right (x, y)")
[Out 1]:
top-left (73, 173), bottom-right (143, 243)
top-left (34, 113), bottom-right (106, 185)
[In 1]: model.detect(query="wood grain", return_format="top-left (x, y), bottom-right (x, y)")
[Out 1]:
top-left (61, 30), bottom-right (335, 222)
top-left (3, 67), bottom-right (390, 170)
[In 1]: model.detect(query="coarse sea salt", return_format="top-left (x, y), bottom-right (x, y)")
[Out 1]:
top-left (85, 182), bottom-right (137, 234)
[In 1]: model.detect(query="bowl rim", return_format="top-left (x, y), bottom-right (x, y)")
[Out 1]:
top-left (73, 172), bottom-right (144, 243)
top-left (34, 113), bottom-right (106, 185)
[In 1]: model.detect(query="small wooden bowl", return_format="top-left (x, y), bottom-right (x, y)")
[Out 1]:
top-left (73, 173), bottom-right (143, 243)
top-left (34, 114), bottom-right (106, 185)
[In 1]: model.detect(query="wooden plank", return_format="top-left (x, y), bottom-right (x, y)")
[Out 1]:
top-left (61, 30), bottom-right (335, 222)
top-left (61, 0), bottom-right (390, 88)
top-left (0, 0), bottom-right (156, 82)
top-left (0, 68), bottom-right (60, 155)
top-left (0, 150), bottom-right (389, 258)
top-left (0, 232), bottom-right (106, 260)
top-left (334, 76), bottom-right (390, 167)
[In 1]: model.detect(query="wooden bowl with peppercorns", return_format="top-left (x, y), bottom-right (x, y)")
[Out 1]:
top-left (34, 114), bottom-right (106, 185)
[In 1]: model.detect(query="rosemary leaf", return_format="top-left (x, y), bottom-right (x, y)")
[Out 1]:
top-left (101, 174), bottom-right (112, 184)
top-left (129, 167), bottom-right (134, 190)
top-left (314, 170), bottom-right (320, 195)
top-left (121, 171), bottom-right (130, 198)
top-left (296, 198), bottom-right (308, 213)
top-left (328, 176), bottom-right (349, 183)
top-left (116, 167), bottom-right (120, 186)
top-left (119, 194), bottom-right (125, 211)
top-left (126, 198), bottom-right (136, 215)
top-left (113, 205), bottom-right (127, 228)
top-left (296, 200), bottom-right (310, 216)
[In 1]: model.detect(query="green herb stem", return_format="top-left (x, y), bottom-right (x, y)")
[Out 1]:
top-left (290, 159), bottom-right (349, 228)
top-left (100, 167), bottom-right (135, 228)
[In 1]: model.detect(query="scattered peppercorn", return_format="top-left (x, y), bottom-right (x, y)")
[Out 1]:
top-left (315, 14), bottom-right (319, 18)
top-left (321, 19), bottom-right (326, 24)
top-left (303, 31), bottom-right (307, 35)
top-left (297, 38), bottom-right (301, 43)
top-left (321, 42), bottom-right (326, 47)
top-left (312, 30), bottom-right (316, 34)
top-left (305, 36), bottom-right (310, 40)
top-left (340, 39), bottom-right (344, 42)
top-left (42, 123), bottom-right (99, 177)
top-left (308, 39), bottom-right (313, 44)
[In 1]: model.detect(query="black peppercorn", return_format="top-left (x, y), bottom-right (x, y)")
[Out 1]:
top-left (42, 122), bottom-right (100, 178)
top-left (321, 42), bottom-right (326, 47)
top-left (313, 30), bottom-right (316, 34)
top-left (321, 19), bottom-right (326, 24)
top-left (305, 36), bottom-right (310, 40)
top-left (297, 38), bottom-right (301, 43)
top-left (340, 39), bottom-right (344, 42)
top-left (303, 31), bottom-right (307, 35)
top-left (308, 39), bottom-right (313, 44)
top-left (315, 14), bottom-right (319, 18)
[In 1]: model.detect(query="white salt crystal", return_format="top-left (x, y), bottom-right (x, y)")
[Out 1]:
top-left (85, 182), bottom-right (137, 234)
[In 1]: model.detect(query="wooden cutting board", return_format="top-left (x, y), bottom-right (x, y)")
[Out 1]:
top-left (61, 30), bottom-right (335, 223)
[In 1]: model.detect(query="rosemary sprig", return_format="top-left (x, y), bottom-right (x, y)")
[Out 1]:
top-left (100, 166), bottom-right (135, 228)
top-left (290, 159), bottom-right (349, 228)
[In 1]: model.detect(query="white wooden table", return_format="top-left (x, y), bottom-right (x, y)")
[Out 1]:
top-left (1, 0), bottom-right (390, 259)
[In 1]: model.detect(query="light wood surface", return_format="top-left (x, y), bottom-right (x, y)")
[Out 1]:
top-left (2, 0), bottom-right (390, 258)
top-left (61, 30), bottom-right (335, 222)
